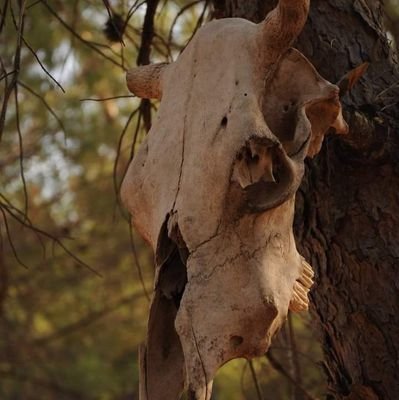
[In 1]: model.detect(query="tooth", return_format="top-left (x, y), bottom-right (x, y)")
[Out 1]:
top-left (289, 291), bottom-right (308, 312)
top-left (294, 281), bottom-right (309, 298)
top-left (298, 274), bottom-right (313, 289)
top-left (302, 259), bottom-right (314, 279)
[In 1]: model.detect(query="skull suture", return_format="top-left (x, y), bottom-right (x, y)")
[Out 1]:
top-left (121, 1), bottom-right (349, 399)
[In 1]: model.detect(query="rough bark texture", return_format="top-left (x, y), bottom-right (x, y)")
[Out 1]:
top-left (219, 1), bottom-right (399, 399)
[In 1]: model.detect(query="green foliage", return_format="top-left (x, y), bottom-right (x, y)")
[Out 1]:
top-left (1, 1), bottom-right (326, 399)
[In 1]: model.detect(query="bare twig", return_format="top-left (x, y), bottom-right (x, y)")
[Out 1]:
top-left (21, 37), bottom-right (66, 92)
top-left (266, 351), bottom-right (319, 400)
top-left (113, 106), bottom-right (140, 205)
top-left (0, 206), bottom-right (29, 269)
top-left (14, 85), bottom-right (29, 218)
top-left (126, 0), bottom-right (142, 19)
top-left (80, 95), bottom-right (136, 102)
top-left (0, 201), bottom-right (101, 277)
top-left (0, 193), bottom-right (46, 258)
top-left (41, 1), bottom-right (126, 70)
top-left (0, 70), bottom-right (16, 82)
top-left (129, 219), bottom-right (151, 302)
top-left (288, 312), bottom-right (303, 400)
top-left (33, 291), bottom-right (143, 345)
top-left (168, 0), bottom-right (203, 45)
top-left (128, 106), bottom-right (143, 168)
top-left (374, 81), bottom-right (399, 100)
top-left (0, 369), bottom-right (90, 399)
top-left (126, 0), bottom-right (146, 23)
top-left (182, 0), bottom-right (209, 49)
top-left (8, 5), bottom-right (65, 93)
top-left (153, 30), bottom-right (173, 60)
top-left (27, 0), bottom-right (42, 10)
top-left (0, 226), bottom-right (8, 316)
top-left (0, 0), bottom-right (9, 33)
top-left (248, 360), bottom-right (264, 400)
top-left (0, 0), bottom-right (26, 141)
top-left (240, 361), bottom-right (249, 399)
top-left (18, 80), bottom-right (67, 138)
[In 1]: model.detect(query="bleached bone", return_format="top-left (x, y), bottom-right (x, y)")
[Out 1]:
top-left (120, 0), bottom-right (358, 398)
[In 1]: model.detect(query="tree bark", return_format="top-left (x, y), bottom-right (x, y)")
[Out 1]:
top-left (218, 1), bottom-right (399, 399)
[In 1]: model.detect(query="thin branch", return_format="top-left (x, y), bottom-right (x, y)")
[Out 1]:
top-left (0, 369), bottom-right (90, 399)
top-left (0, 193), bottom-right (46, 257)
top-left (14, 85), bottom-right (29, 218)
top-left (0, 0), bottom-right (9, 33)
top-left (126, 0), bottom-right (146, 23)
top-left (374, 81), bottom-right (399, 100)
top-left (113, 106), bottom-right (140, 205)
top-left (0, 70), bottom-right (16, 82)
top-left (0, 201), bottom-right (101, 277)
top-left (271, 345), bottom-right (321, 366)
top-left (288, 312), bottom-right (303, 400)
top-left (248, 360), bottom-right (264, 400)
top-left (18, 80), bottom-right (67, 138)
top-left (41, 1), bottom-right (126, 71)
top-left (0, 0), bottom-right (26, 142)
top-left (266, 351), bottom-right (319, 400)
top-left (33, 291), bottom-right (142, 345)
top-left (168, 0), bottom-right (203, 45)
top-left (240, 362), bottom-right (249, 399)
top-left (0, 226), bottom-right (8, 316)
top-left (153, 30), bottom-right (173, 60)
top-left (0, 206), bottom-right (29, 269)
top-left (27, 0), bottom-right (42, 9)
top-left (113, 104), bottom-right (143, 212)
top-left (129, 219), bottom-right (151, 302)
top-left (85, 38), bottom-right (124, 58)
top-left (126, 105), bottom-right (143, 176)
top-left (182, 0), bottom-right (209, 49)
top-left (80, 95), bottom-right (136, 102)
top-left (21, 36), bottom-right (65, 92)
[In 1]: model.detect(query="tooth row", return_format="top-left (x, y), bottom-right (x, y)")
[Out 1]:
top-left (294, 281), bottom-right (309, 298)
top-left (289, 288), bottom-right (308, 312)
top-left (302, 259), bottom-right (314, 279)
top-left (298, 273), bottom-right (313, 289)
top-left (289, 258), bottom-right (315, 313)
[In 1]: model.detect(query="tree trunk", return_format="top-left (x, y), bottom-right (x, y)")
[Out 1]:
top-left (218, 1), bottom-right (399, 399)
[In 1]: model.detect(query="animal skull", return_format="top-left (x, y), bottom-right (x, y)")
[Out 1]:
top-left (121, 1), bottom-right (349, 399)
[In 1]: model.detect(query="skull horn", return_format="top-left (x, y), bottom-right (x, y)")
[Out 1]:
top-left (244, 146), bottom-right (305, 213)
top-left (261, 0), bottom-right (310, 62)
top-left (126, 62), bottom-right (170, 99)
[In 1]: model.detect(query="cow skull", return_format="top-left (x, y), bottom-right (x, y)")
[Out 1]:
top-left (121, 0), bottom-right (349, 399)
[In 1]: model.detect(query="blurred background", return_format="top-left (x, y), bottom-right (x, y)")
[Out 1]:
top-left (1, 1), bottom-right (398, 399)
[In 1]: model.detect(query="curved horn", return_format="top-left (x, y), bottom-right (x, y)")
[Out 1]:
top-left (243, 146), bottom-right (305, 213)
top-left (126, 62), bottom-right (169, 100)
top-left (261, 0), bottom-right (310, 62)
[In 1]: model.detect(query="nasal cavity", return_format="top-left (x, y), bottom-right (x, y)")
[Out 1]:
top-left (221, 116), bottom-right (228, 127)
top-left (230, 335), bottom-right (244, 349)
top-left (232, 139), bottom-right (277, 188)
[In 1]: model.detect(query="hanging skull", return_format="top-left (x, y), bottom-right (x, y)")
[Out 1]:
top-left (121, 0), bottom-right (356, 398)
